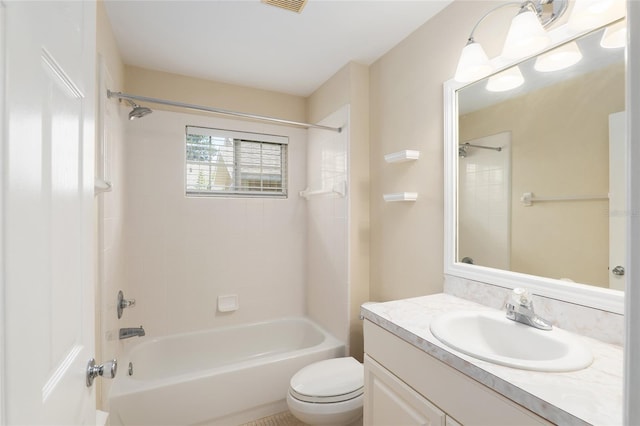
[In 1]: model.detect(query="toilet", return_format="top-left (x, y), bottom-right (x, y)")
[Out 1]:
top-left (287, 357), bottom-right (364, 426)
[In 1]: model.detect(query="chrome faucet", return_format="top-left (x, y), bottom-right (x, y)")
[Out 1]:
top-left (505, 288), bottom-right (552, 331)
top-left (119, 326), bottom-right (146, 339)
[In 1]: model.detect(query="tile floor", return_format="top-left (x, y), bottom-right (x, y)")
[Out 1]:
top-left (240, 411), bottom-right (307, 426)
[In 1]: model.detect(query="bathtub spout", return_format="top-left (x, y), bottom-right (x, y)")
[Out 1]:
top-left (119, 326), bottom-right (145, 339)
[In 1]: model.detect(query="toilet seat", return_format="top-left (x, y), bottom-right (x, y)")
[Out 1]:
top-left (289, 357), bottom-right (364, 404)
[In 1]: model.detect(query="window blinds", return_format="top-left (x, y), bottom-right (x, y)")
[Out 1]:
top-left (185, 126), bottom-right (288, 197)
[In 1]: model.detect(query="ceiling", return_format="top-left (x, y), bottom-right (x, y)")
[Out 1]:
top-left (104, 0), bottom-right (452, 97)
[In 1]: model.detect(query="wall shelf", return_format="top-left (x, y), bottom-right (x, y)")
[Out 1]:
top-left (383, 192), bottom-right (418, 202)
top-left (94, 178), bottom-right (112, 195)
top-left (384, 150), bottom-right (420, 163)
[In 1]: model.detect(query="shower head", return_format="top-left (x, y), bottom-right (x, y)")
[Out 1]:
top-left (125, 100), bottom-right (153, 120)
top-left (458, 145), bottom-right (468, 158)
top-left (129, 105), bottom-right (152, 120)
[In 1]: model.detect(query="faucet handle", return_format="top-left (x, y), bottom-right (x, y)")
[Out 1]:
top-left (121, 298), bottom-right (136, 308)
top-left (511, 288), bottom-right (533, 308)
top-left (117, 290), bottom-right (136, 319)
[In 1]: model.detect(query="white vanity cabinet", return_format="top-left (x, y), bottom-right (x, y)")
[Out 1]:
top-left (364, 354), bottom-right (447, 425)
top-left (363, 320), bottom-right (553, 426)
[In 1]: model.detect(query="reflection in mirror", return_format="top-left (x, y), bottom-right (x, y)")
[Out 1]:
top-left (456, 21), bottom-right (625, 291)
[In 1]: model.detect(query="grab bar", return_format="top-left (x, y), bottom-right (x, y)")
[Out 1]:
top-left (520, 192), bottom-right (609, 206)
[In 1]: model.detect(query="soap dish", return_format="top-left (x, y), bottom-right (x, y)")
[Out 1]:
top-left (217, 294), bottom-right (239, 312)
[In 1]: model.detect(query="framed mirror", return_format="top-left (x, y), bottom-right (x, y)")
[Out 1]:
top-left (444, 18), bottom-right (626, 314)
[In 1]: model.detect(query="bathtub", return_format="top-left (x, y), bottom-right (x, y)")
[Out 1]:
top-left (108, 317), bottom-right (345, 426)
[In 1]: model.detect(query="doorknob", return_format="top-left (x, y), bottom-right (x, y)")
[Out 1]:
top-left (86, 358), bottom-right (117, 387)
top-left (612, 265), bottom-right (625, 276)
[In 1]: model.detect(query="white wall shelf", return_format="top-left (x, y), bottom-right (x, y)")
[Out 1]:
top-left (94, 178), bottom-right (112, 195)
top-left (384, 150), bottom-right (420, 163)
top-left (383, 192), bottom-right (418, 202)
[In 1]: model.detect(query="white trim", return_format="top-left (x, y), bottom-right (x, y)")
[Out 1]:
top-left (0, 2), bottom-right (6, 423)
top-left (443, 17), bottom-right (626, 314)
top-left (625, 0), bottom-right (640, 422)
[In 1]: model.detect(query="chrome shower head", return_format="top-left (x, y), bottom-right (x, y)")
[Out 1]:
top-left (458, 145), bottom-right (468, 158)
top-left (124, 99), bottom-right (152, 120)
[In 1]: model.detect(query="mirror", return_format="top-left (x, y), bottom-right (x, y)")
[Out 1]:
top-left (444, 19), bottom-right (626, 314)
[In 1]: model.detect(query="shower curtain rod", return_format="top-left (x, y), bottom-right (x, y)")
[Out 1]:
top-left (107, 90), bottom-right (342, 133)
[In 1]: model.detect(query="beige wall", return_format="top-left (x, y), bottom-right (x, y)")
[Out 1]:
top-left (369, 1), bottom-right (505, 302)
top-left (460, 63), bottom-right (625, 287)
top-left (125, 65), bottom-right (307, 123)
top-left (97, 2), bottom-right (125, 88)
top-left (307, 62), bottom-right (370, 360)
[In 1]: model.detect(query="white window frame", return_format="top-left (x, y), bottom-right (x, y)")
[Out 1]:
top-left (185, 126), bottom-right (288, 198)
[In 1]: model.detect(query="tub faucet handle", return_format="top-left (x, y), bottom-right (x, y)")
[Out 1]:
top-left (117, 290), bottom-right (136, 319)
top-left (122, 298), bottom-right (136, 308)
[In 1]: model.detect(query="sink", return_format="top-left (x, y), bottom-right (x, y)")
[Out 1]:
top-left (429, 310), bottom-right (593, 372)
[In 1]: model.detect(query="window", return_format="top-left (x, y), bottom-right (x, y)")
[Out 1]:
top-left (185, 126), bottom-right (288, 197)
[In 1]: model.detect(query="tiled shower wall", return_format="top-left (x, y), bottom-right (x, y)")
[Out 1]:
top-left (306, 106), bottom-right (350, 349)
top-left (96, 59), bottom-right (127, 410)
top-left (120, 110), bottom-right (308, 339)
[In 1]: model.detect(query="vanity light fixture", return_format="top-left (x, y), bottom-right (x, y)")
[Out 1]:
top-left (534, 41), bottom-right (583, 72)
top-left (454, 41), bottom-right (493, 83)
top-left (454, 0), bottom-right (568, 83)
top-left (600, 19), bottom-right (626, 48)
top-left (486, 66), bottom-right (525, 92)
top-left (501, 4), bottom-right (551, 60)
top-left (568, 0), bottom-right (625, 32)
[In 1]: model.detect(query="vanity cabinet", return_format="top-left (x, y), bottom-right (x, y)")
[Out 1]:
top-left (363, 320), bottom-right (553, 426)
top-left (364, 354), bottom-right (447, 425)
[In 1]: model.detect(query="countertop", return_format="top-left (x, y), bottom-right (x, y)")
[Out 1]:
top-left (361, 293), bottom-right (623, 426)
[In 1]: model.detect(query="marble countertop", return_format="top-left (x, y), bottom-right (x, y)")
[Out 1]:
top-left (361, 293), bottom-right (623, 426)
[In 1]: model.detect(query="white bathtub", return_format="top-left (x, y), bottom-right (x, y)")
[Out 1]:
top-left (108, 317), bottom-right (345, 426)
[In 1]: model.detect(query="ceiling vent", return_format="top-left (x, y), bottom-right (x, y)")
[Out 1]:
top-left (261, 0), bottom-right (308, 14)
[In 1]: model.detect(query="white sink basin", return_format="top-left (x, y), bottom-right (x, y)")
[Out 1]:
top-left (429, 310), bottom-right (593, 372)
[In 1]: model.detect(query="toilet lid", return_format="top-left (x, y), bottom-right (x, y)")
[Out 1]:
top-left (289, 357), bottom-right (363, 403)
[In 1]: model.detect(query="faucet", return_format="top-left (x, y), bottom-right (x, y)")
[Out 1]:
top-left (119, 326), bottom-right (146, 339)
top-left (505, 288), bottom-right (552, 331)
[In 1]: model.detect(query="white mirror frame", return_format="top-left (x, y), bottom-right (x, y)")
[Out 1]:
top-left (443, 18), bottom-right (625, 315)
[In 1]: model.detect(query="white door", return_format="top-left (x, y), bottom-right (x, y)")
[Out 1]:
top-left (609, 112), bottom-right (626, 290)
top-left (2, 1), bottom-right (97, 423)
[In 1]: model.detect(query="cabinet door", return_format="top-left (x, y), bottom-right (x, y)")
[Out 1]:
top-left (364, 355), bottom-right (446, 426)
